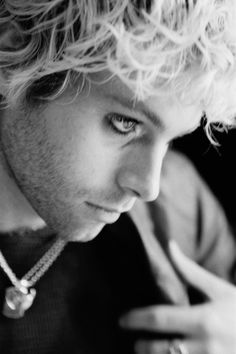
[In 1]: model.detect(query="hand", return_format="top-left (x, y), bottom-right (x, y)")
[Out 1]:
top-left (119, 241), bottom-right (236, 354)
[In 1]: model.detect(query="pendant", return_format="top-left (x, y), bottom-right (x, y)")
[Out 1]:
top-left (3, 285), bottom-right (36, 319)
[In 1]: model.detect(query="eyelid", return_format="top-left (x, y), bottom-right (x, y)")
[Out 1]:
top-left (109, 112), bottom-right (140, 124)
top-left (107, 113), bottom-right (142, 135)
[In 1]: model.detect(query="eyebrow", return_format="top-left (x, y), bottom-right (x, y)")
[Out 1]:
top-left (107, 94), bottom-right (166, 131)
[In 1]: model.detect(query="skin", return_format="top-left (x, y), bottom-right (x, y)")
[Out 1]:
top-left (0, 73), bottom-right (201, 241)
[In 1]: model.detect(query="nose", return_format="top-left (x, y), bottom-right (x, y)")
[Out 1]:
top-left (117, 143), bottom-right (167, 202)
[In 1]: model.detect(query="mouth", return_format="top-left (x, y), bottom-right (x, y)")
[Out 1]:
top-left (86, 200), bottom-right (135, 214)
top-left (85, 202), bottom-right (121, 223)
top-left (86, 202), bottom-right (120, 214)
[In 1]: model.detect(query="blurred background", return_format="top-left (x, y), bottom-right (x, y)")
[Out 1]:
top-left (173, 128), bottom-right (236, 227)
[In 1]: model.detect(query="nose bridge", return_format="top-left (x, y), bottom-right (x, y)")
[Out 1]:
top-left (118, 143), bottom-right (166, 202)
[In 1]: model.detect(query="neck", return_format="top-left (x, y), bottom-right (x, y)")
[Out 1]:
top-left (0, 147), bottom-right (46, 233)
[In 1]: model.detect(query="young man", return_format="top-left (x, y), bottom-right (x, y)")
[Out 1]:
top-left (0, 1), bottom-right (236, 353)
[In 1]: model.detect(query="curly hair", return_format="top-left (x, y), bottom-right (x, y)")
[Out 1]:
top-left (0, 0), bottom-right (236, 131)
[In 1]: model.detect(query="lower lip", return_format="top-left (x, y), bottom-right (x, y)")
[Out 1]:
top-left (86, 202), bottom-right (120, 223)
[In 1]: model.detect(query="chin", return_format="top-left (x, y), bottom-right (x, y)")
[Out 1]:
top-left (56, 222), bottom-right (105, 242)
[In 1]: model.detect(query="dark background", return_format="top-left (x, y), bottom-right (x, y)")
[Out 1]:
top-left (173, 128), bottom-right (236, 226)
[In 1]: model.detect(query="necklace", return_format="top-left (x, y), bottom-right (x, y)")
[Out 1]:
top-left (0, 237), bottom-right (67, 319)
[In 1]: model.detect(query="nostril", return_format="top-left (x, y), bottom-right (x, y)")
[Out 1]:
top-left (130, 189), bottom-right (141, 198)
top-left (123, 188), bottom-right (141, 198)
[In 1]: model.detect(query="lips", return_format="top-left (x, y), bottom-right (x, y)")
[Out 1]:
top-left (86, 201), bottom-right (135, 214)
top-left (88, 203), bottom-right (116, 212)
top-left (85, 202), bottom-right (120, 223)
top-left (85, 199), bottom-right (136, 224)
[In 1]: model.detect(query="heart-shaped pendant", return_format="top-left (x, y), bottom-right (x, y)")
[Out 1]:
top-left (3, 286), bottom-right (36, 319)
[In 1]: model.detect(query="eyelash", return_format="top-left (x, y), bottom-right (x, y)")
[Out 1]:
top-left (107, 114), bottom-right (141, 136)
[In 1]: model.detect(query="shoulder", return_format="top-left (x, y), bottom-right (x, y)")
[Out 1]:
top-left (152, 149), bottom-right (231, 260)
top-left (160, 149), bottom-right (222, 213)
top-left (130, 149), bottom-right (235, 279)
top-left (161, 149), bottom-right (204, 192)
top-left (159, 149), bottom-right (210, 220)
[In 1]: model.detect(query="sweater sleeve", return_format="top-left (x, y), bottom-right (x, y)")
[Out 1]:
top-left (155, 149), bottom-right (236, 283)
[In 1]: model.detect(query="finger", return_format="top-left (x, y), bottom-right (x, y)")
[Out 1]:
top-left (120, 305), bottom-right (203, 334)
top-left (135, 339), bottom-right (202, 354)
top-left (135, 340), bottom-right (174, 354)
top-left (169, 240), bottom-right (234, 299)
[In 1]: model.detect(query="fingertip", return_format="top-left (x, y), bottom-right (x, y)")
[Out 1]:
top-left (119, 316), bottom-right (128, 328)
top-left (119, 312), bottom-right (134, 328)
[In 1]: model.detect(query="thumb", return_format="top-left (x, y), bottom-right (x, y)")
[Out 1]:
top-left (169, 240), bottom-right (234, 299)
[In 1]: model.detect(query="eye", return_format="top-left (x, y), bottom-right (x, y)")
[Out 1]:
top-left (107, 113), bottom-right (141, 136)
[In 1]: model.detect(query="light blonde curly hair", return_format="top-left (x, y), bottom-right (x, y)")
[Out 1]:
top-left (1, 0), bottom-right (236, 132)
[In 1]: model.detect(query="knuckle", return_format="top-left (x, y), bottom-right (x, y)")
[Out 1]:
top-left (200, 307), bottom-right (216, 336)
top-left (146, 310), bottom-right (160, 328)
top-left (152, 309), bottom-right (171, 329)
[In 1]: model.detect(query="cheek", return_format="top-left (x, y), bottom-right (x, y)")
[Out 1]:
top-left (51, 131), bottom-right (119, 188)
top-left (43, 106), bottom-right (121, 187)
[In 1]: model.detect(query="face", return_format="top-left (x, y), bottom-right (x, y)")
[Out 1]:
top-left (0, 73), bottom-right (202, 241)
